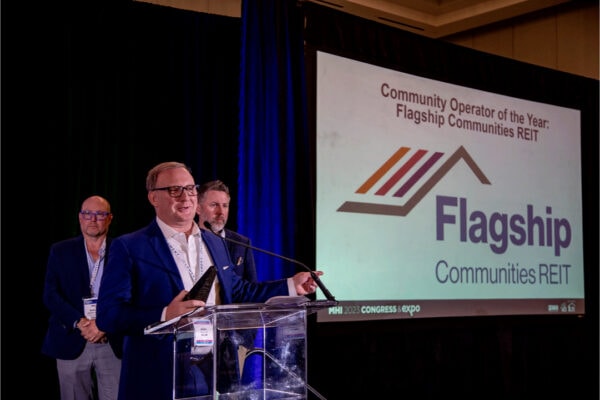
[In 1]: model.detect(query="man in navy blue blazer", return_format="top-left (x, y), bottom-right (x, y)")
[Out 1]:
top-left (96, 161), bottom-right (321, 400)
top-left (42, 195), bottom-right (122, 400)
top-left (196, 179), bottom-right (257, 282)
top-left (196, 179), bottom-right (262, 389)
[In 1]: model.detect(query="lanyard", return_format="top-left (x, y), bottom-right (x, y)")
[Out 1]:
top-left (167, 233), bottom-right (206, 284)
top-left (84, 241), bottom-right (105, 297)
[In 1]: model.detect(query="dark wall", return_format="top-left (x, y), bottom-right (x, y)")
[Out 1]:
top-left (6, 1), bottom-right (241, 398)
top-left (308, 314), bottom-right (594, 399)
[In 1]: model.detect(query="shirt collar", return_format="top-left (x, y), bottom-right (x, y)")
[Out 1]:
top-left (155, 216), bottom-right (201, 241)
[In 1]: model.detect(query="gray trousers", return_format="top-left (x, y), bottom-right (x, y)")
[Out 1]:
top-left (56, 341), bottom-right (121, 400)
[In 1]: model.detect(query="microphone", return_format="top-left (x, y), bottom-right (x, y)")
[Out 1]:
top-left (203, 221), bottom-right (336, 302)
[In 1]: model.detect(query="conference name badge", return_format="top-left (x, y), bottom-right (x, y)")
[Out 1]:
top-left (83, 297), bottom-right (98, 319)
top-left (192, 319), bottom-right (214, 354)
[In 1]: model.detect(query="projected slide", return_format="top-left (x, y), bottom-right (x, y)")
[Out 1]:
top-left (315, 51), bottom-right (584, 322)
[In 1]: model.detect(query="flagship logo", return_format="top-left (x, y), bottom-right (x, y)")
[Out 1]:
top-left (337, 145), bottom-right (490, 216)
top-left (338, 145), bottom-right (573, 255)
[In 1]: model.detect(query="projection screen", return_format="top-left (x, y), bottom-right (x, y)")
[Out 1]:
top-left (314, 50), bottom-right (584, 322)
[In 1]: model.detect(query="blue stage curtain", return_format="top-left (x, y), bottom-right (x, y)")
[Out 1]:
top-left (238, 0), bottom-right (309, 281)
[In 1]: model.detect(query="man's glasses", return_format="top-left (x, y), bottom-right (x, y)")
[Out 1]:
top-left (80, 210), bottom-right (111, 221)
top-left (151, 184), bottom-right (200, 197)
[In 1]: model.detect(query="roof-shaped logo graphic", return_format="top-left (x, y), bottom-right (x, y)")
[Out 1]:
top-left (337, 145), bottom-right (491, 216)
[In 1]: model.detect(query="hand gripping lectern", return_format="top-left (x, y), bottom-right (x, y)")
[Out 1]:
top-left (145, 297), bottom-right (336, 400)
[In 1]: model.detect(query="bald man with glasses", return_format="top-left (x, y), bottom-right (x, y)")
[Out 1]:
top-left (42, 195), bottom-right (122, 400)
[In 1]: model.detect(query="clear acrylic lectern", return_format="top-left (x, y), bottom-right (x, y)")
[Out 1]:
top-left (145, 297), bottom-right (335, 400)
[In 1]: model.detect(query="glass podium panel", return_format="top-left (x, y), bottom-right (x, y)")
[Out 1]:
top-left (145, 300), bottom-right (335, 400)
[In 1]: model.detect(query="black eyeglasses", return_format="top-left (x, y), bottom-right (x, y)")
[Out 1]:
top-left (80, 210), bottom-right (111, 221)
top-left (151, 184), bottom-right (200, 197)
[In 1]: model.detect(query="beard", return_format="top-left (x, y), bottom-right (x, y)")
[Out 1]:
top-left (210, 218), bottom-right (226, 232)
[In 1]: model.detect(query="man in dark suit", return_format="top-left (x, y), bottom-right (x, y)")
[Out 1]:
top-left (96, 161), bottom-right (321, 400)
top-left (42, 195), bottom-right (122, 400)
top-left (196, 179), bottom-right (262, 388)
top-left (196, 179), bottom-right (257, 282)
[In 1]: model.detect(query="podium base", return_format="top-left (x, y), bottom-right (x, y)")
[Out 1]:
top-left (182, 388), bottom-right (305, 400)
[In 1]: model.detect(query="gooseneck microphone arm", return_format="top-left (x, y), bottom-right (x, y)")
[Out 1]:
top-left (203, 221), bottom-right (336, 301)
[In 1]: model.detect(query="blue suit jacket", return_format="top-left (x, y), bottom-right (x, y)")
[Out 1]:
top-left (41, 235), bottom-right (122, 360)
top-left (96, 220), bottom-right (289, 400)
top-left (225, 228), bottom-right (258, 282)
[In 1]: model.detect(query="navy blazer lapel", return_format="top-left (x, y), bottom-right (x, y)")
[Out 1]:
top-left (146, 221), bottom-right (184, 290)
top-left (201, 230), bottom-right (234, 303)
top-left (73, 236), bottom-right (93, 295)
